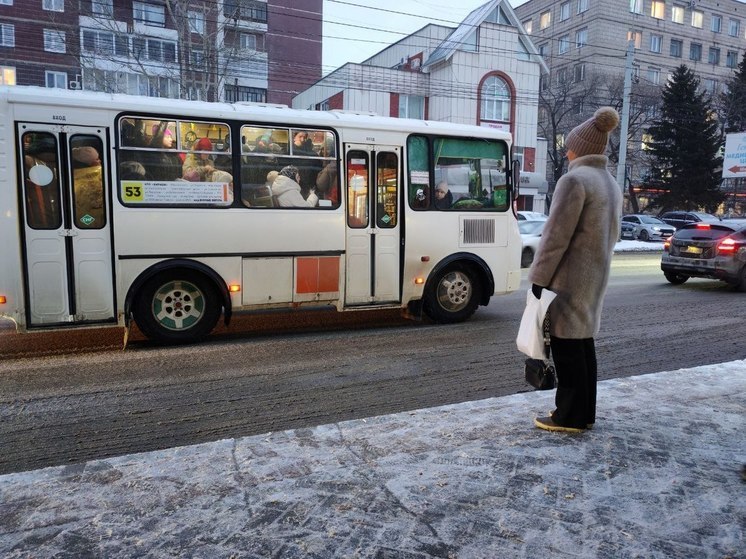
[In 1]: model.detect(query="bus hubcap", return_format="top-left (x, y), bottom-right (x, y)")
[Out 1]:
top-left (437, 271), bottom-right (471, 312)
top-left (152, 280), bottom-right (205, 331)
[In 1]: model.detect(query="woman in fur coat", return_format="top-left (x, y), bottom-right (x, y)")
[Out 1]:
top-left (528, 107), bottom-right (622, 433)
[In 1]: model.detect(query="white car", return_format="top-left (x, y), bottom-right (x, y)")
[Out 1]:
top-left (517, 210), bottom-right (548, 221)
top-left (519, 220), bottom-right (545, 268)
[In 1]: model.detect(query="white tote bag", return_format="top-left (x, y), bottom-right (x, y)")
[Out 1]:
top-left (516, 288), bottom-right (557, 359)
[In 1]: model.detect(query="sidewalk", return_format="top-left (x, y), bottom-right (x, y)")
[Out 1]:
top-left (1, 362), bottom-right (744, 558)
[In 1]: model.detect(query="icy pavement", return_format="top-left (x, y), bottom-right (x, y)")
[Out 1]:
top-left (1, 362), bottom-right (744, 558)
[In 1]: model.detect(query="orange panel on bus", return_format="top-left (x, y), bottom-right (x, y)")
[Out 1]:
top-left (295, 256), bottom-right (340, 294)
top-left (318, 256), bottom-right (340, 292)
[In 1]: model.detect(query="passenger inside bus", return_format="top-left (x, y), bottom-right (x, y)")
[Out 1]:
top-left (271, 165), bottom-right (318, 207)
top-left (434, 181), bottom-right (453, 209)
top-left (315, 137), bottom-right (339, 205)
top-left (22, 133), bottom-right (60, 229)
top-left (145, 125), bottom-right (182, 181)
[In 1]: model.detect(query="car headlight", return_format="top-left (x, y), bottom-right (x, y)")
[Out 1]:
top-left (653, 227), bottom-right (661, 231)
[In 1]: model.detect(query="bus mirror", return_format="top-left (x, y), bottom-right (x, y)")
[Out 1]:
top-left (511, 160), bottom-right (520, 199)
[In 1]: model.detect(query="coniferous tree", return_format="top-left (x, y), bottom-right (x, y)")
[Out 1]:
top-left (720, 51), bottom-right (746, 134)
top-left (646, 65), bottom-right (723, 212)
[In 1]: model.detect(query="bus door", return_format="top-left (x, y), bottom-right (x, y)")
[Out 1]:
top-left (18, 123), bottom-right (115, 327)
top-left (344, 144), bottom-right (401, 305)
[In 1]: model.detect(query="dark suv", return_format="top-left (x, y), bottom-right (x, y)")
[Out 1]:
top-left (661, 222), bottom-right (746, 291)
top-left (658, 211), bottom-right (721, 229)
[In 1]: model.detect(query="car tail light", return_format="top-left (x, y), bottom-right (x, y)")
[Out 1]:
top-left (663, 238), bottom-right (671, 252)
top-left (695, 223), bottom-right (711, 229)
top-left (717, 237), bottom-right (737, 254)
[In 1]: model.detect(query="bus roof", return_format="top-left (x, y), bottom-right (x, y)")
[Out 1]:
top-left (0, 86), bottom-right (512, 141)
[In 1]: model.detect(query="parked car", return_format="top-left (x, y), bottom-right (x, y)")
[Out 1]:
top-left (661, 222), bottom-right (746, 291)
top-left (517, 210), bottom-right (548, 221)
top-left (620, 220), bottom-right (636, 240)
top-left (658, 211), bottom-right (721, 229)
top-left (621, 214), bottom-right (675, 241)
top-left (519, 220), bottom-right (545, 268)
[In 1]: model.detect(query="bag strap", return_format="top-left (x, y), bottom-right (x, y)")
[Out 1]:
top-left (542, 309), bottom-right (551, 359)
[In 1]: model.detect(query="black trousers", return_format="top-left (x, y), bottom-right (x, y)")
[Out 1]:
top-left (549, 336), bottom-right (597, 428)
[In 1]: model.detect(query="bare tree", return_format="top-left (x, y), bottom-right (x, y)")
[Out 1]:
top-left (69, 0), bottom-right (264, 101)
top-left (538, 69), bottom-right (603, 189)
top-left (605, 75), bottom-right (662, 212)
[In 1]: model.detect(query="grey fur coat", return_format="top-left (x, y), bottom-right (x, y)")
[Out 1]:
top-left (528, 154), bottom-right (621, 339)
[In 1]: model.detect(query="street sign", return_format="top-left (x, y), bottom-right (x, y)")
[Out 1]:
top-left (723, 132), bottom-right (746, 178)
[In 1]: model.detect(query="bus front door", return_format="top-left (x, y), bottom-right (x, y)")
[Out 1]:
top-left (18, 124), bottom-right (115, 327)
top-left (344, 144), bottom-right (401, 306)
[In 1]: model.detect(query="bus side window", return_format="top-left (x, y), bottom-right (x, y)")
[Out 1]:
top-left (22, 132), bottom-right (62, 229)
top-left (70, 135), bottom-right (106, 229)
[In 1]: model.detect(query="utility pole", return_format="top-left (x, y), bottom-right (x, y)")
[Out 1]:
top-left (617, 41), bottom-right (635, 196)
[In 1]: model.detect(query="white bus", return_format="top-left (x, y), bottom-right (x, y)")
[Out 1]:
top-left (0, 86), bottom-right (522, 345)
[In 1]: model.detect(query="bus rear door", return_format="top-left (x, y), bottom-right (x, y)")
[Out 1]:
top-left (344, 144), bottom-right (401, 306)
top-left (18, 124), bottom-right (115, 327)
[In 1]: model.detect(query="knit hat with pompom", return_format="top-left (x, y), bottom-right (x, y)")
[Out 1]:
top-left (565, 107), bottom-right (620, 157)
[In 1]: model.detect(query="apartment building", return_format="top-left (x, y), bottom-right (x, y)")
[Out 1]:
top-left (293, 0), bottom-right (552, 212)
top-left (515, 0), bottom-right (745, 95)
top-left (0, 0), bottom-right (322, 105)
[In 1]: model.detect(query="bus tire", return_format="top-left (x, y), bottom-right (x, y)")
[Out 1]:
top-left (134, 270), bottom-right (221, 344)
top-left (424, 265), bottom-right (481, 324)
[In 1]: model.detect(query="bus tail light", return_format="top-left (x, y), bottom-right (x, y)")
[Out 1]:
top-left (229, 284), bottom-right (241, 293)
top-left (0, 295), bottom-right (5, 304)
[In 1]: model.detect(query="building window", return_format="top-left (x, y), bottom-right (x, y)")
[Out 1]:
top-left (703, 79), bottom-right (718, 94)
top-left (225, 85), bottom-right (266, 103)
top-left (691, 11), bottom-right (703, 28)
top-left (43, 0), bottom-right (63, 11)
top-left (188, 11), bottom-right (205, 34)
top-left (133, 1), bottom-right (165, 27)
top-left (560, 1), bottom-right (571, 21)
top-left (711, 15), bottom-right (722, 33)
top-left (709, 47), bottom-right (720, 65)
top-left (0, 66), bottom-right (16, 84)
top-left (647, 68), bottom-right (660, 85)
top-left (0, 0), bottom-right (12, 5)
top-left (481, 75), bottom-right (511, 122)
top-left (650, 1), bottom-right (664, 19)
top-left (629, 0), bottom-right (643, 14)
top-left (641, 133), bottom-right (653, 151)
top-left (574, 63), bottom-right (585, 82)
top-left (670, 38), bottom-right (682, 57)
top-left (650, 34), bottom-right (662, 53)
top-left (627, 30), bottom-right (641, 49)
top-left (556, 67), bottom-right (568, 84)
top-left (91, 0), bottom-right (113, 16)
top-left (539, 43), bottom-right (548, 57)
top-left (522, 19), bottom-right (532, 34)
top-left (399, 95), bottom-right (425, 119)
top-left (539, 11), bottom-right (551, 29)
top-left (0, 23), bottom-right (15, 47)
top-left (577, 0), bottom-right (589, 14)
top-left (572, 96), bottom-right (584, 114)
top-left (671, 5), bottom-right (684, 24)
top-left (558, 35), bottom-right (570, 54)
top-left (575, 28), bottom-right (588, 48)
top-left (726, 50), bottom-right (738, 68)
top-left (43, 29), bottom-right (66, 53)
top-left (131, 37), bottom-right (176, 63)
top-left (689, 42), bottom-right (702, 61)
top-left (224, 0), bottom-right (267, 24)
top-left (729, 19), bottom-right (741, 37)
top-left (240, 33), bottom-right (257, 50)
top-left (46, 70), bottom-right (67, 88)
top-left (83, 29), bottom-right (114, 54)
top-left (190, 49), bottom-right (204, 67)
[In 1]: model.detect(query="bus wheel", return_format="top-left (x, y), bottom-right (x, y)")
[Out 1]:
top-left (134, 271), bottom-right (221, 344)
top-left (424, 266), bottom-right (481, 324)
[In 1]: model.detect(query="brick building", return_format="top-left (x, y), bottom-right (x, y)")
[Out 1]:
top-left (0, 0), bottom-right (322, 105)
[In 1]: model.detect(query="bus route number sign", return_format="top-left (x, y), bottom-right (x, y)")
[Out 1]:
top-left (122, 181), bottom-right (144, 202)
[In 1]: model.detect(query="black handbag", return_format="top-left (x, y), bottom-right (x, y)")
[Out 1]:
top-left (525, 358), bottom-right (556, 390)
top-left (524, 310), bottom-right (556, 390)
